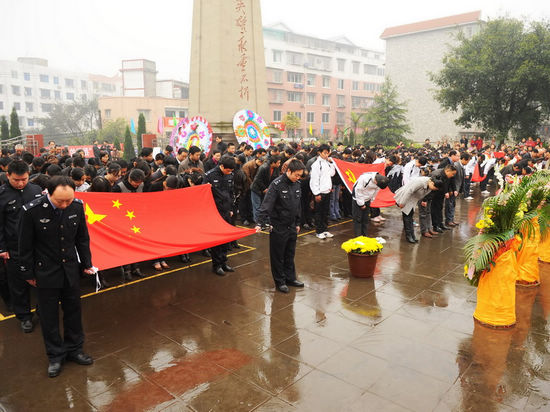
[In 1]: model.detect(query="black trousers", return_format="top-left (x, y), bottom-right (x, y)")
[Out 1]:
top-left (431, 193), bottom-right (444, 229)
top-left (6, 252), bottom-right (32, 321)
top-left (314, 193), bottom-right (331, 234)
top-left (37, 274), bottom-right (84, 362)
top-left (239, 190), bottom-right (253, 223)
top-left (211, 243), bottom-right (228, 268)
top-left (0, 260), bottom-right (11, 309)
top-left (402, 209), bottom-right (415, 237)
top-left (341, 188), bottom-right (353, 217)
top-left (269, 225), bottom-right (297, 287)
top-left (352, 201), bottom-right (370, 236)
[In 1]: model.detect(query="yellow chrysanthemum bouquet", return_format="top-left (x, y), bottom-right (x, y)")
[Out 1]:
top-left (341, 236), bottom-right (384, 255)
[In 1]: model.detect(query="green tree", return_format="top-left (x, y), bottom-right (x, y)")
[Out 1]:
top-left (431, 18), bottom-right (550, 141)
top-left (9, 106), bottom-right (21, 138)
top-left (136, 113), bottom-right (146, 153)
top-left (0, 116), bottom-right (9, 141)
top-left (39, 98), bottom-right (99, 142)
top-left (123, 126), bottom-right (135, 161)
top-left (282, 113), bottom-right (301, 140)
top-left (363, 79), bottom-right (411, 146)
top-left (97, 118), bottom-right (126, 144)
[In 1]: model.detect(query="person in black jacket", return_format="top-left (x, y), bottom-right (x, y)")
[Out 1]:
top-left (0, 160), bottom-right (43, 331)
top-left (205, 156), bottom-right (236, 276)
top-left (430, 164), bottom-right (457, 232)
top-left (256, 159), bottom-right (305, 293)
top-left (250, 155), bottom-right (281, 223)
top-left (18, 176), bottom-right (95, 377)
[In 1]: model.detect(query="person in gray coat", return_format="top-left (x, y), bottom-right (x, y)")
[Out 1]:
top-left (393, 176), bottom-right (444, 243)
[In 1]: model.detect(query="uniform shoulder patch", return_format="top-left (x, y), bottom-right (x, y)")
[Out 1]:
top-left (0, 185), bottom-right (5, 194)
top-left (73, 198), bottom-right (83, 204)
top-left (22, 197), bottom-right (44, 211)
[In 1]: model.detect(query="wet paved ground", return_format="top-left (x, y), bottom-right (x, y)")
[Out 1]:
top-left (1, 189), bottom-right (550, 411)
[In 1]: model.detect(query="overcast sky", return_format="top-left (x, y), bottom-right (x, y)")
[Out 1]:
top-left (2, 0), bottom-right (549, 81)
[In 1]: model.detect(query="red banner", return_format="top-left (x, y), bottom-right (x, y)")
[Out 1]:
top-left (333, 158), bottom-right (396, 208)
top-left (76, 185), bottom-right (255, 270)
top-left (471, 163), bottom-right (488, 183)
top-left (68, 145), bottom-right (95, 158)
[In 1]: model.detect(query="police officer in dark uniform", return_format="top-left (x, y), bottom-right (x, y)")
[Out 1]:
top-left (18, 176), bottom-right (95, 377)
top-left (205, 155), bottom-right (236, 276)
top-left (256, 159), bottom-right (306, 293)
top-left (0, 160), bottom-right (42, 331)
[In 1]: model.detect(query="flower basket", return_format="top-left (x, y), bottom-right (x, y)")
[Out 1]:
top-left (540, 234), bottom-right (550, 263)
top-left (347, 252), bottom-right (379, 278)
top-left (341, 236), bottom-right (384, 279)
top-left (473, 239), bottom-right (519, 328)
top-left (516, 218), bottom-right (540, 286)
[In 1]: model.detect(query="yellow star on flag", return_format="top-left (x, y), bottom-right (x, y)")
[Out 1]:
top-left (125, 210), bottom-right (136, 220)
top-left (85, 204), bottom-right (106, 225)
top-left (112, 199), bottom-right (122, 209)
top-left (131, 225), bottom-right (141, 234)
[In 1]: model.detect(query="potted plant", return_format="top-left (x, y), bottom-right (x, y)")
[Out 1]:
top-left (341, 236), bottom-right (385, 278)
top-left (464, 172), bottom-right (549, 328)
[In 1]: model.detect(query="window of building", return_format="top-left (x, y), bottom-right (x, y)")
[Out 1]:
top-left (364, 64), bottom-right (377, 75)
top-left (322, 94), bottom-right (330, 106)
top-left (272, 50), bottom-right (282, 62)
top-left (269, 88), bottom-right (284, 103)
top-left (40, 74), bottom-right (49, 83)
top-left (53, 76), bottom-right (59, 85)
top-left (11, 70), bottom-right (17, 79)
top-left (27, 118), bottom-right (34, 127)
top-left (40, 89), bottom-right (51, 99)
top-left (66, 92), bottom-right (75, 100)
top-left (54, 90), bottom-right (61, 100)
top-left (336, 111), bottom-right (345, 124)
top-left (11, 86), bottom-right (21, 96)
top-left (306, 112), bottom-right (315, 123)
top-left (41, 103), bottom-right (53, 112)
top-left (377, 67), bottom-right (385, 76)
top-left (65, 78), bottom-right (74, 88)
top-left (273, 110), bottom-right (282, 122)
top-left (165, 110), bottom-right (175, 117)
top-left (105, 109), bottom-right (111, 118)
top-left (287, 91), bottom-right (303, 102)
top-left (272, 70), bottom-right (283, 83)
top-left (81, 80), bottom-right (87, 89)
top-left (179, 110), bottom-right (186, 118)
top-left (337, 59), bottom-right (346, 72)
top-left (352, 81), bottom-right (359, 91)
top-left (287, 72), bottom-right (303, 84)
top-left (307, 93), bottom-right (316, 105)
top-left (24, 72), bottom-right (31, 81)
top-left (337, 95), bottom-right (345, 107)
top-left (293, 111), bottom-right (302, 120)
top-left (337, 79), bottom-right (344, 90)
top-left (137, 109), bottom-right (151, 121)
top-left (25, 102), bottom-right (33, 112)
top-left (322, 76), bottom-right (331, 88)
top-left (14, 102), bottom-right (21, 110)
top-left (322, 113), bottom-right (329, 123)
top-left (307, 74), bottom-right (316, 86)
top-left (0, 102), bottom-right (3, 110)
top-left (24, 87), bottom-right (32, 96)
top-left (352, 61), bottom-right (360, 74)
top-left (286, 51), bottom-right (304, 66)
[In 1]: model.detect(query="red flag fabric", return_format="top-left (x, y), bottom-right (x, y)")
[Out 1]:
top-left (76, 185), bottom-right (255, 270)
top-left (333, 158), bottom-right (396, 208)
top-left (471, 163), bottom-right (488, 182)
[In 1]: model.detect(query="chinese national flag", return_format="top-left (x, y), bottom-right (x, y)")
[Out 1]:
top-left (471, 163), bottom-right (487, 183)
top-left (76, 185), bottom-right (255, 270)
top-left (333, 158), bottom-right (396, 208)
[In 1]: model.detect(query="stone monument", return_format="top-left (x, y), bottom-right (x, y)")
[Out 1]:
top-left (189, 0), bottom-right (270, 139)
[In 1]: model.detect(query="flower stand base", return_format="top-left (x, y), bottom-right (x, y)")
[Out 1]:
top-left (473, 243), bottom-right (518, 328)
top-left (516, 218), bottom-right (540, 287)
top-left (539, 234), bottom-right (550, 263)
top-left (347, 253), bottom-right (378, 278)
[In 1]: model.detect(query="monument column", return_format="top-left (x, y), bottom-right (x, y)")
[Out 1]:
top-left (189, 0), bottom-right (270, 139)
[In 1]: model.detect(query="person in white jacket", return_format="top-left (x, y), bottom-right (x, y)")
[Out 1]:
top-left (309, 144), bottom-right (336, 239)
top-left (351, 172), bottom-right (389, 236)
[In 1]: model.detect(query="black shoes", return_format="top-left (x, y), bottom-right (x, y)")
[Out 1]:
top-left (440, 225), bottom-right (451, 230)
top-left (48, 361), bottom-right (62, 378)
top-left (213, 267), bottom-right (226, 276)
top-left (406, 235), bottom-right (416, 244)
top-left (21, 319), bottom-right (33, 333)
top-left (231, 241), bottom-right (241, 249)
top-left (122, 270), bottom-right (133, 281)
top-left (132, 268), bottom-right (146, 278)
top-left (222, 264), bottom-right (235, 272)
top-left (286, 280), bottom-right (304, 287)
top-left (202, 249), bottom-right (211, 257)
top-left (276, 284), bottom-right (290, 293)
top-left (433, 227), bottom-right (444, 233)
top-left (66, 352), bottom-right (94, 365)
top-left (180, 254), bottom-right (191, 263)
top-left (242, 220), bottom-right (251, 226)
